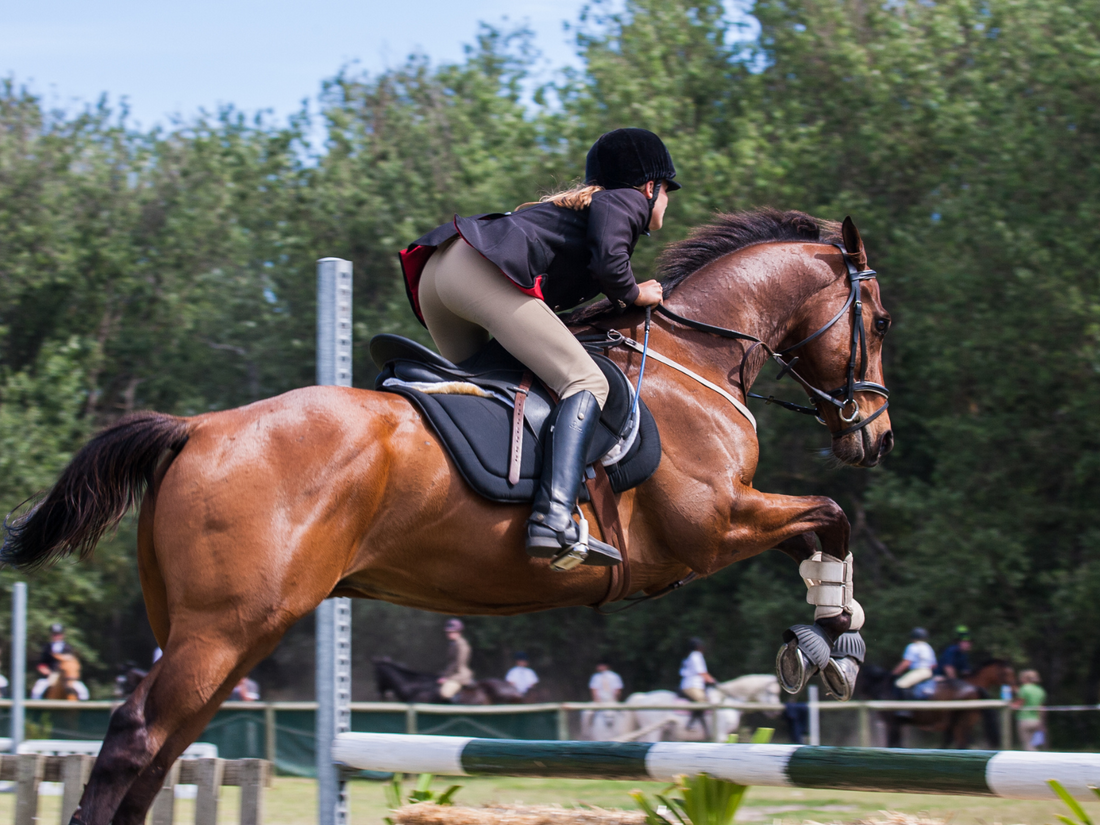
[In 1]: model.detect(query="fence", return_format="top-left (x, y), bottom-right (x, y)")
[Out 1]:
top-left (7, 697), bottom-right (1080, 771)
top-left (0, 754), bottom-right (270, 825)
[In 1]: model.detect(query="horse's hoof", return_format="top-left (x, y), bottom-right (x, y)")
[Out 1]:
top-left (776, 640), bottom-right (812, 694)
top-left (820, 655), bottom-right (859, 701)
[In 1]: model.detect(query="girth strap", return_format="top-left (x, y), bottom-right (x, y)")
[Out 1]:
top-left (586, 464), bottom-right (632, 607)
top-left (507, 372), bottom-right (534, 486)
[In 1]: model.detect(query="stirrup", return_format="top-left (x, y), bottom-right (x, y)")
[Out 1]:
top-left (547, 513), bottom-right (622, 571)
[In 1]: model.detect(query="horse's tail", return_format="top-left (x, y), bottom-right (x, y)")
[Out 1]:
top-left (1, 411), bottom-right (191, 570)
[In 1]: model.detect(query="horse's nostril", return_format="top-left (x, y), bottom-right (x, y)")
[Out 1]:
top-left (880, 429), bottom-right (895, 456)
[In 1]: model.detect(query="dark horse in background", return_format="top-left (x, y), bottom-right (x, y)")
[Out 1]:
top-left (860, 660), bottom-right (1015, 748)
top-left (1, 211), bottom-right (892, 825)
top-left (372, 657), bottom-right (523, 704)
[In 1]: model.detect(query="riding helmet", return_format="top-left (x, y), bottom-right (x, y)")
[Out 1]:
top-left (444, 618), bottom-right (464, 632)
top-left (585, 128), bottom-right (682, 191)
top-left (910, 627), bottom-right (929, 640)
top-left (50, 623), bottom-right (64, 634)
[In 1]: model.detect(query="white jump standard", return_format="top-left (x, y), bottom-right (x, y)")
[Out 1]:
top-left (333, 733), bottom-right (1100, 801)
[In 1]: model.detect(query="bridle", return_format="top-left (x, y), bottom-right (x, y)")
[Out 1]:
top-left (655, 243), bottom-right (890, 438)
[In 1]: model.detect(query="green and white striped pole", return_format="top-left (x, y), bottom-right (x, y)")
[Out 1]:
top-left (333, 733), bottom-right (1100, 800)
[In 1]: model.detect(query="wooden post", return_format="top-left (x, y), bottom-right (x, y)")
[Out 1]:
top-left (151, 760), bottom-right (181, 825)
top-left (405, 705), bottom-right (418, 735)
top-left (1001, 704), bottom-right (1014, 750)
top-left (265, 704), bottom-right (277, 766)
top-left (557, 706), bottom-right (569, 741)
top-left (238, 759), bottom-right (268, 825)
top-left (14, 753), bottom-right (44, 825)
top-left (858, 704), bottom-right (872, 747)
top-left (60, 754), bottom-right (94, 825)
top-left (193, 758), bottom-right (225, 825)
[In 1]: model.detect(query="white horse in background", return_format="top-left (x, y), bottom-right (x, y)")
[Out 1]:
top-left (617, 674), bottom-right (781, 742)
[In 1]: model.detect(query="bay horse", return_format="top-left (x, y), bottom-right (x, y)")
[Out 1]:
top-left (372, 657), bottom-right (523, 704)
top-left (862, 661), bottom-right (1016, 748)
top-left (1, 209), bottom-right (892, 825)
top-left (43, 653), bottom-right (89, 701)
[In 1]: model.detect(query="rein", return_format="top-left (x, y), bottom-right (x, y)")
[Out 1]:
top-left (586, 242), bottom-right (889, 612)
top-left (655, 244), bottom-right (889, 438)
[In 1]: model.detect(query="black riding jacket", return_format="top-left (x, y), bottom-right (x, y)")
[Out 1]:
top-left (399, 188), bottom-right (650, 324)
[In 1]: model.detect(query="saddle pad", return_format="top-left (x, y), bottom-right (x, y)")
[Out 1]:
top-left (373, 339), bottom-right (661, 503)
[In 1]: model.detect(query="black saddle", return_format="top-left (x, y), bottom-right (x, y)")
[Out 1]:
top-left (370, 334), bottom-right (661, 503)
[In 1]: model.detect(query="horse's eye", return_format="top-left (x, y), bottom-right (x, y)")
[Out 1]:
top-left (874, 318), bottom-right (890, 334)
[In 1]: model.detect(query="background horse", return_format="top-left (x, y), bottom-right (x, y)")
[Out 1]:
top-left (38, 653), bottom-right (89, 701)
top-left (861, 660), bottom-right (1015, 748)
top-left (612, 674), bottom-right (782, 742)
top-left (1, 210), bottom-right (892, 825)
top-left (372, 657), bottom-right (523, 704)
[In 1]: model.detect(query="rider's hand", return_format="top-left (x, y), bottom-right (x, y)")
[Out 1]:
top-left (634, 280), bottom-right (663, 307)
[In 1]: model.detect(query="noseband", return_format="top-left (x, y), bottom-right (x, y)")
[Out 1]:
top-left (656, 243), bottom-right (890, 438)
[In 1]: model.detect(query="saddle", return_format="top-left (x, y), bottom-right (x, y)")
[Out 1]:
top-left (370, 334), bottom-right (661, 504)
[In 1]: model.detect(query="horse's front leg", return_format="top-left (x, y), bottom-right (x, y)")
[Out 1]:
top-left (722, 489), bottom-right (865, 701)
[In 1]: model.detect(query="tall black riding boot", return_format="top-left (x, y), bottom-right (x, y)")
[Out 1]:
top-left (526, 390), bottom-right (621, 567)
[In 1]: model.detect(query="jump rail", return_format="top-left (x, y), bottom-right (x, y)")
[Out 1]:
top-left (333, 732), bottom-right (1100, 801)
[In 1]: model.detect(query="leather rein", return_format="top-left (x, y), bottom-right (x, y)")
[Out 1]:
top-left (654, 243), bottom-right (890, 439)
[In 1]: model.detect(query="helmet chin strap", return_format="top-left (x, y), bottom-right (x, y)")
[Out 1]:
top-left (642, 180), bottom-right (662, 236)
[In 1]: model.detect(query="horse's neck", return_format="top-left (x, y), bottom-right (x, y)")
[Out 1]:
top-left (653, 247), bottom-right (837, 392)
top-left (968, 667), bottom-right (1002, 689)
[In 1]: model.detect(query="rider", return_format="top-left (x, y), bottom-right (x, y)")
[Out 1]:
top-left (680, 637), bottom-right (717, 736)
top-left (937, 625), bottom-right (973, 679)
top-left (892, 627), bottom-right (938, 698)
top-left (437, 618), bottom-right (473, 701)
top-left (36, 623), bottom-right (73, 677)
top-left (399, 128), bottom-right (678, 566)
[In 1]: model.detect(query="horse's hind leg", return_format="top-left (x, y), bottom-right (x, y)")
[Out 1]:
top-left (71, 630), bottom-right (261, 825)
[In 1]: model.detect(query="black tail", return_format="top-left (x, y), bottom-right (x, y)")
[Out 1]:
top-left (1, 412), bottom-right (190, 570)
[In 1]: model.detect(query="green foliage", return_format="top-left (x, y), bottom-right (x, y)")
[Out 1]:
top-left (631, 729), bottom-right (774, 825)
top-left (384, 773), bottom-right (462, 822)
top-left (2, 0), bottom-right (1099, 706)
top-left (1047, 779), bottom-right (1100, 825)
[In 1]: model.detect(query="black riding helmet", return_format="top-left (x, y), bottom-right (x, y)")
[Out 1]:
top-left (585, 128), bottom-right (681, 220)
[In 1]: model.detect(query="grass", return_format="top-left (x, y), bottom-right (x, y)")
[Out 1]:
top-left (0, 775), bottom-right (1086, 824)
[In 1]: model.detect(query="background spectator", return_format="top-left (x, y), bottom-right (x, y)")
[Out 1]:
top-left (230, 675), bottom-right (260, 701)
top-left (1015, 669), bottom-right (1046, 750)
top-left (589, 662), bottom-right (623, 702)
top-left (505, 652), bottom-right (539, 696)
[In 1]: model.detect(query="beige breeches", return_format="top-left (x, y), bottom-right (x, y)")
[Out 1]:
top-left (895, 667), bottom-right (934, 689)
top-left (418, 238), bottom-right (610, 407)
top-left (439, 678), bottom-right (464, 699)
top-left (682, 687), bottom-right (708, 703)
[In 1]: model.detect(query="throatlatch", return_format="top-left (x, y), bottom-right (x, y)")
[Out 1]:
top-left (775, 552), bottom-right (865, 701)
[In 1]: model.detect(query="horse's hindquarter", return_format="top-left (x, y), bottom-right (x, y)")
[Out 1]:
top-left (152, 386), bottom-right (620, 620)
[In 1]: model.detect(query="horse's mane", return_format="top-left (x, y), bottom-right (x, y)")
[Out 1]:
top-left (372, 657), bottom-right (431, 680)
top-left (565, 208), bottom-right (841, 327)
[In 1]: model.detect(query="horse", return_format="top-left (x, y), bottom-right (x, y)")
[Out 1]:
top-left (41, 653), bottom-right (90, 701)
top-left (372, 657), bottom-right (523, 704)
top-left (0, 209), bottom-right (893, 825)
top-left (617, 674), bottom-right (782, 742)
top-left (860, 660), bottom-right (1015, 748)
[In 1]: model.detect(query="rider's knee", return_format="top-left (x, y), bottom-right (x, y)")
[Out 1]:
top-left (562, 370), bottom-right (609, 409)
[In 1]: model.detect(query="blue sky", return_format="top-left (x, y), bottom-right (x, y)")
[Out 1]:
top-left (2, 0), bottom-right (588, 130)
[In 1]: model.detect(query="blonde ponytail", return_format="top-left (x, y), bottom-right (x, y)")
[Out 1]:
top-left (516, 184), bottom-right (606, 212)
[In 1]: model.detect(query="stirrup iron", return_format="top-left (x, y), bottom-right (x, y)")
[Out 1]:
top-left (550, 511), bottom-right (590, 571)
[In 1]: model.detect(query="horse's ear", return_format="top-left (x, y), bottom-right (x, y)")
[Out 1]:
top-left (841, 216), bottom-right (868, 270)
